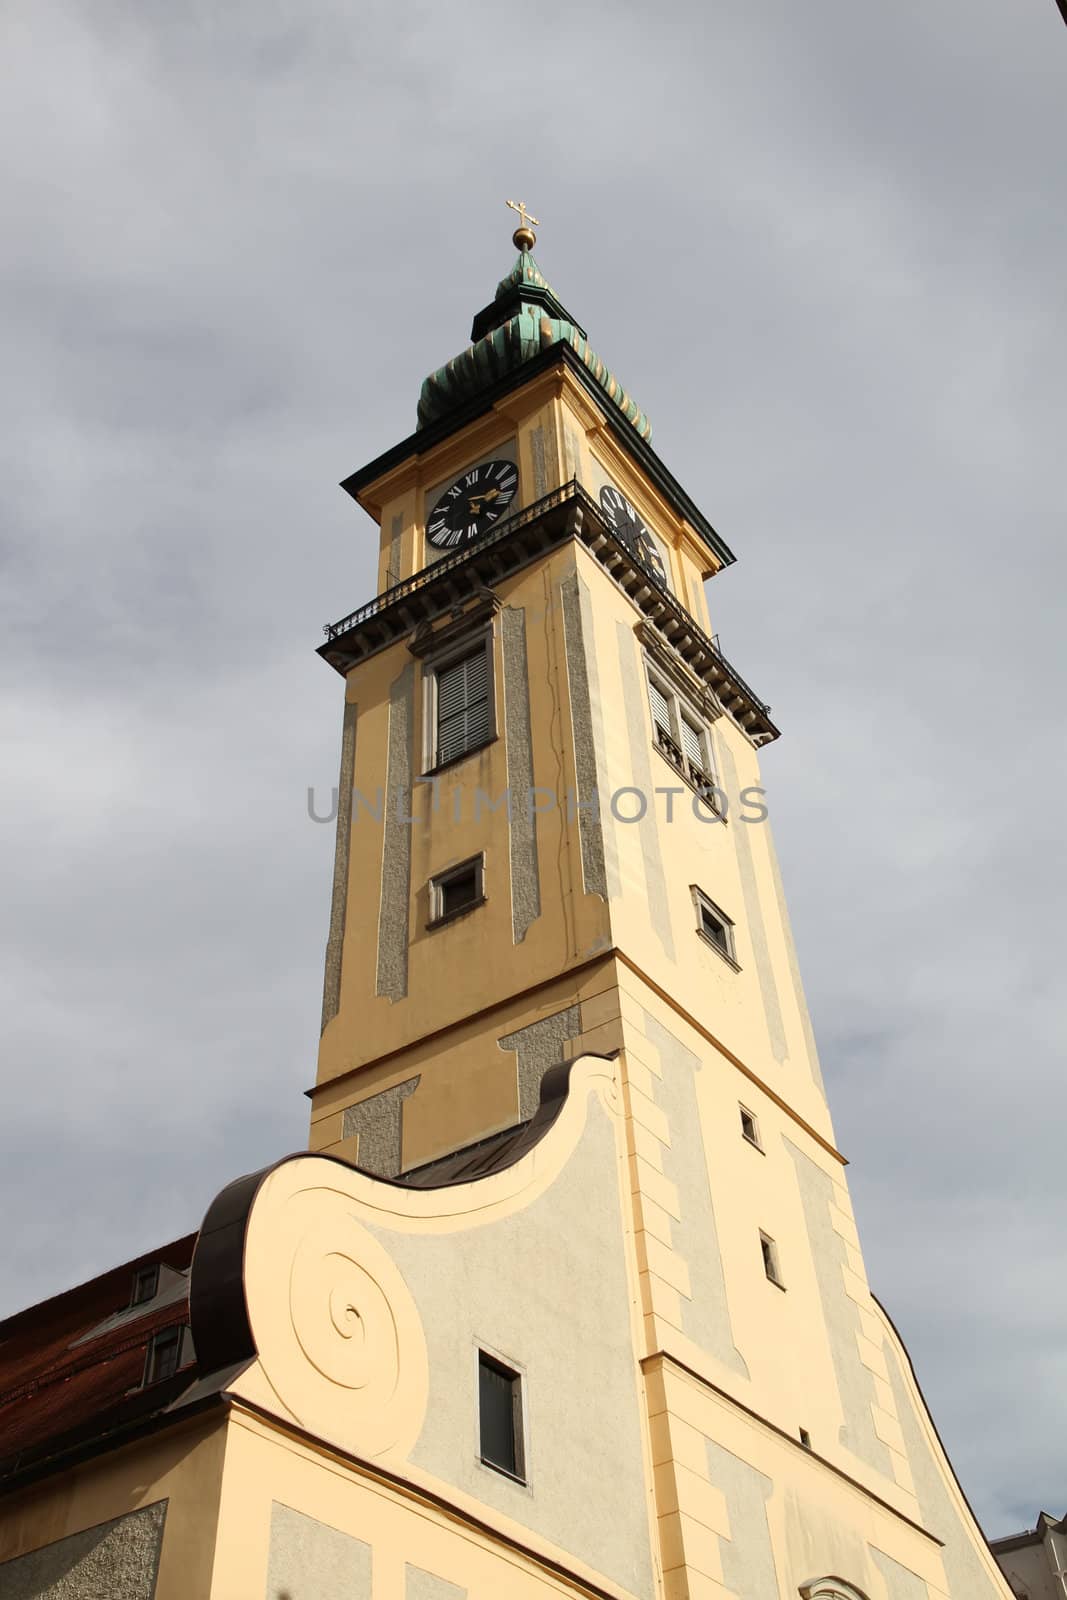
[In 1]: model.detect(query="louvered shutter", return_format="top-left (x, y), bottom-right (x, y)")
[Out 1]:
top-left (647, 676), bottom-right (672, 737)
top-left (463, 646), bottom-right (491, 747)
top-left (436, 646), bottom-right (491, 763)
top-left (679, 712), bottom-right (705, 771)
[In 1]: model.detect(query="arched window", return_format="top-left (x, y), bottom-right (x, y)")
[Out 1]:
top-left (799, 1581), bottom-right (870, 1600)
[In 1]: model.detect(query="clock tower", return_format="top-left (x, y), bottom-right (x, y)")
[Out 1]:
top-left (292, 216), bottom-right (1011, 1599)
top-left (0, 214), bottom-right (1014, 1600)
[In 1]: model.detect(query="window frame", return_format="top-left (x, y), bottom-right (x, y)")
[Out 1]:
top-left (739, 1105), bottom-right (763, 1151)
top-left (692, 886), bottom-right (740, 970)
top-left (130, 1263), bottom-right (159, 1307)
top-left (644, 664), bottom-right (722, 814)
top-left (475, 1346), bottom-right (527, 1485)
top-left (798, 1581), bottom-right (871, 1600)
top-left (428, 854), bottom-right (486, 928)
top-left (760, 1230), bottom-right (786, 1290)
top-left (143, 1323), bottom-right (186, 1386)
top-left (422, 629), bottom-right (497, 774)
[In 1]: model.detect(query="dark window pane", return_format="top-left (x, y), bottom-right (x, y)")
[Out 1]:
top-left (131, 1265), bottom-right (158, 1306)
top-left (479, 1353), bottom-right (520, 1477)
top-left (441, 867), bottom-right (478, 917)
top-left (147, 1327), bottom-right (182, 1383)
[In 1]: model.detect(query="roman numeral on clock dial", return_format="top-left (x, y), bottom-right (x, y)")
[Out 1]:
top-left (425, 458), bottom-right (520, 552)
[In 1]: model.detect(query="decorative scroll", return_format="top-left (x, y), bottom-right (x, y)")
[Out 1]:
top-left (243, 1180), bottom-right (429, 1462)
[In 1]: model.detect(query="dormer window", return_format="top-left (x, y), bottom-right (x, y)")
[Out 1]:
top-left (143, 1323), bottom-right (189, 1385)
top-left (130, 1264), bottom-right (159, 1307)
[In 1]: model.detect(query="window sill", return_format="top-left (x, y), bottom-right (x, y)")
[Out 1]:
top-left (765, 1275), bottom-right (788, 1293)
top-left (423, 734), bottom-right (497, 778)
top-left (426, 895), bottom-right (487, 931)
top-left (741, 1131), bottom-right (765, 1154)
top-left (479, 1455), bottom-right (527, 1487)
top-left (696, 928), bottom-right (741, 972)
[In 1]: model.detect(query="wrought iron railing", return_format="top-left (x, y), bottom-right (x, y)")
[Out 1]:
top-left (324, 482), bottom-right (585, 641)
top-left (323, 479), bottom-right (771, 718)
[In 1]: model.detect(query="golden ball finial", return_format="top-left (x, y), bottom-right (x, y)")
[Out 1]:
top-left (506, 198), bottom-right (539, 254)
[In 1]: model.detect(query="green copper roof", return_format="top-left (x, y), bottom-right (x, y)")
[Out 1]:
top-left (417, 250), bottom-right (652, 441)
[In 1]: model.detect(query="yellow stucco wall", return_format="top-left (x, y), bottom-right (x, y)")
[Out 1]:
top-left (0, 355), bottom-right (1009, 1600)
top-left (297, 357), bottom-right (1011, 1600)
top-left (0, 1413), bottom-right (226, 1600)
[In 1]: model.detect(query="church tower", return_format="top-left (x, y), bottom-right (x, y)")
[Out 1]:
top-left (0, 214), bottom-right (1013, 1600)
top-left (299, 213), bottom-right (1011, 1600)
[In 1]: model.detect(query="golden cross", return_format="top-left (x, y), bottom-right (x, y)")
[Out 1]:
top-left (506, 199), bottom-right (540, 231)
top-left (506, 199), bottom-right (540, 250)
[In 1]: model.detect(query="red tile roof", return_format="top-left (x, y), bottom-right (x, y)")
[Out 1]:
top-left (0, 1234), bottom-right (199, 1483)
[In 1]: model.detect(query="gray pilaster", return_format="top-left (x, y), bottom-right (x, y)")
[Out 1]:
top-left (785, 1139), bottom-right (891, 1475)
top-left (617, 621), bottom-right (675, 961)
top-left (342, 1077), bottom-right (421, 1177)
top-left (559, 569), bottom-right (609, 900)
top-left (715, 730), bottom-right (787, 1063)
top-left (498, 1005), bottom-right (582, 1122)
top-left (376, 663), bottom-right (415, 1001)
top-left (321, 698), bottom-right (357, 1032)
top-left (501, 607), bottom-right (541, 944)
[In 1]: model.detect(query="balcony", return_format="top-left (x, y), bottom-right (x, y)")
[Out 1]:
top-left (320, 481), bottom-right (779, 747)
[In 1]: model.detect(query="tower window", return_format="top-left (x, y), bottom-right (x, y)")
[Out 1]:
top-left (478, 1350), bottom-right (525, 1481)
top-left (692, 887), bottom-right (738, 967)
top-left (144, 1324), bottom-right (186, 1385)
top-left (429, 856), bottom-right (485, 925)
top-left (431, 640), bottom-right (493, 767)
top-left (645, 667), bottom-right (720, 810)
top-left (799, 1427), bottom-right (812, 1448)
top-left (760, 1232), bottom-right (785, 1289)
top-left (739, 1106), bottom-right (762, 1149)
top-left (129, 1263), bottom-right (159, 1307)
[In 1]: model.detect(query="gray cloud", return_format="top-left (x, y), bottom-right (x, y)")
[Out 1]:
top-left (2, 0), bottom-right (1064, 1540)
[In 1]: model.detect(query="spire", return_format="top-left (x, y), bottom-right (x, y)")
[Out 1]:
top-left (416, 217), bottom-right (651, 441)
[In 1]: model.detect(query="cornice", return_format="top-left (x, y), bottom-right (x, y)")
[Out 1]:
top-left (319, 481), bottom-right (777, 747)
top-left (340, 345), bottom-right (735, 571)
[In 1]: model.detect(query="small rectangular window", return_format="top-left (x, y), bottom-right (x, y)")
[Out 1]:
top-left (434, 643), bottom-right (492, 766)
top-left (799, 1427), bottom-right (812, 1448)
top-left (144, 1324), bottom-right (184, 1385)
top-left (693, 887), bottom-right (738, 966)
top-left (130, 1264), bottom-right (159, 1307)
top-left (429, 856), bottom-right (485, 926)
top-left (478, 1351), bottom-right (525, 1481)
top-left (739, 1106), bottom-right (762, 1149)
top-left (760, 1232), bottom-right (785, 1289)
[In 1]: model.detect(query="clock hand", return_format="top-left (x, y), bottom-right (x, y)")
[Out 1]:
top-left (467, 488), bottom-right (501, 515)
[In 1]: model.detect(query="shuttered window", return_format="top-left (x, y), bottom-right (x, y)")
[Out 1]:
top-left (647, 676), bottom-right (672, 737)
top-left (679, 711), bottom-right (705, 771)
top-left (646, 664), bottom-right (717, 802)
top-left (435, 645), bottom-right (492, 765)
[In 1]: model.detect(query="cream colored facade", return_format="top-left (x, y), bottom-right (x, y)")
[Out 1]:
top-left (0, 268), bottom-right (1012, 1600)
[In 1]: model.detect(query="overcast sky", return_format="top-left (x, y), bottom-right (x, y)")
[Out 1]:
top-left (2, 0), bottom-right (1064, 1539)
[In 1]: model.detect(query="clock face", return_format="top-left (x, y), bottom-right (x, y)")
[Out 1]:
top-left (598, 485), bottom-right (669, 588)
top-left (426, 459), bottom-right (518, 551)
